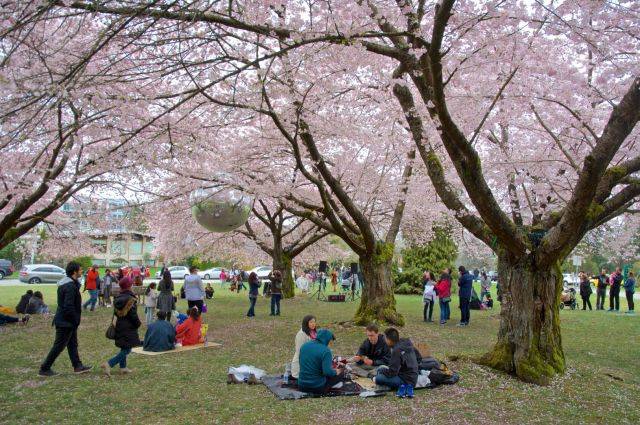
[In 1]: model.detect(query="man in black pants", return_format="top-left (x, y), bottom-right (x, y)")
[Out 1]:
top-left (39, 261), bottom-right (92, 377)
top-left (596, 269), bottom-right (608, 310)
top-left (608, 267), bottom-right (623, 312)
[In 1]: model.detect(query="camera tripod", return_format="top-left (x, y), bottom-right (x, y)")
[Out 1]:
top-left (309, 284), bottom-right (327, 301)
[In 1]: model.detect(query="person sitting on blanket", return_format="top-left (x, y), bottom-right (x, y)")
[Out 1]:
top-left (350, 323), bottom-right (391, 377)
top-left (374, 328), bottom-right (419, 398)
top-left (291, 315), bottom-right (317, 381)
top-left (175, 307), bottom-right (204, 346)
top-left (15, 290), bottom-right (33, 314)
top-left (298, 329), bottom-right (345, 394)
top-left (143, 311), bottom-right (176, 352)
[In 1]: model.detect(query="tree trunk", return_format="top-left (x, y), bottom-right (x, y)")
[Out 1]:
top-left (354, 242), bottom-right (404, 326)
top-left (273, 251), bottom-right (295, 299)
top-left (478, 254), bottom-right (565, 385)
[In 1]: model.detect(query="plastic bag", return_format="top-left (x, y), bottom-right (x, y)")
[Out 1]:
top-left (228, 365), bottom-right (267, 382)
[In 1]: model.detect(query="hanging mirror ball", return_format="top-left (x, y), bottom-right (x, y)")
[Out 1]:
top-left (190, 186), bottom-right (254, 233)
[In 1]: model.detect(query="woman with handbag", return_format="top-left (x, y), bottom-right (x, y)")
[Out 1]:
top-left (247, 272), bottom-right (261, 317)
top-left (101, 277), bottom-right (141, 376)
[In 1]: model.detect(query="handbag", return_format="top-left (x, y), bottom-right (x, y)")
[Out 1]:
top-left (105, 313), bottom-right (117, 340)
top-left (441, 296), bottom-right (451, 303)
top-left (202, 303), bottom-right (208, 313)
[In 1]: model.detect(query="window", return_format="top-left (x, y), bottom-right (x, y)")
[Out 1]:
top-left (129, 241), bottom-right (143, 255)
top-left (33, 267), bottom-right (48, 272)
top-left (92, 259), bottom-right (106, 266)
top-left (144, 242), bottom-right (155, 253)
top-left (110, 240), bottom-right (126, 255)
top-left (91, 239), bottom-right (107, 254)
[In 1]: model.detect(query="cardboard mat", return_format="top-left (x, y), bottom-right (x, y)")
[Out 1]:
top-left (132, 342), bottom-right (221, 356)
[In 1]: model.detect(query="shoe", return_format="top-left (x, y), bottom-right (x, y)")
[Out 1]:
top-left (74, 365), bottom-right (92, 374)
top-left (247, 374), bottom-right (259, 385)
top-left (38, 369), bottom-right (58, 377)
top-left (101, 362), bottom-right (111, 377)
top-left (269, 313), bottom-right (275, 316)
top-left (440, 321), bottom-right (446, 325)
top-left (120, 368), bottom-right (133, 374)
top-left (21, 315), bottom-right (30, 324)
top-left (607, 309), bottom-right (613, 312)
top-left (405, 385), bottom-right (414, 398)
top-left (396, 384), bottom-right (407, 398)
top-left (457, 322), bottom-right (467, 327)
top-left (227, 373), bottom-right (242, 384)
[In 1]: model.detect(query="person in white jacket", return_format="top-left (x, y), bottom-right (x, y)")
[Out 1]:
top-left (144, 282), bottom-right (159, 325)
top-left (291, 315), bottom-right (317, 380)
top-left (422, 272), bottom-right (436, 322)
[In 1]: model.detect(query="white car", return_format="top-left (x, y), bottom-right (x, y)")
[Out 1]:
top-left (199, 267), bottom-right (223, 280)
top-left (19, 264), bottom-right (66, 284)
top-left (249, 266), bottom-right (272, 280)
top-left (155, 266), bottom-right (190, 280)
top-left (562, 273), bottom-right (579, 287)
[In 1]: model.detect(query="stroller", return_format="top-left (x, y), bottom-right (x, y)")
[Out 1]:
top-left (559, 287), bottom-right (577, 310)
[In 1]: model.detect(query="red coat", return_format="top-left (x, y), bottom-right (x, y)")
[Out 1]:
top-left (85, 269), bottom-right (98, 290)
top-left (176, 316), bottom-right (203, 346)
top-left (434, 278), bottom-right (451, 299)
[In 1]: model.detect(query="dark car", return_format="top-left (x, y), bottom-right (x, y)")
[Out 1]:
top-left (0, 259), bottom-right (14, 280)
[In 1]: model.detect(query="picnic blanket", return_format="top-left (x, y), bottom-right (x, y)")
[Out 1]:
top-left (132, 342), bottom-right (221, 356)
top-left (262, 375), bottom-right (365, 400)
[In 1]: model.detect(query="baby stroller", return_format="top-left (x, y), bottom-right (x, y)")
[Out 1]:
top-left (559, 287), bottom-right (577, 310)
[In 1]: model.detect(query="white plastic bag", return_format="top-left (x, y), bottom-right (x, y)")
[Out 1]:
top-left (228, 364), bottom-right (267, 382)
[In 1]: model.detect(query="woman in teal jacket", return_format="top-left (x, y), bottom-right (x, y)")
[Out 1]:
top-left (297, 329), bottom-right (344, 393)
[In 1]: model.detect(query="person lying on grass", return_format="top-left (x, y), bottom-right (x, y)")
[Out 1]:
top-left (349, 323), bottom-right (391, 378)
top-left (297, 329), bottom-right (345, 394)
top-left (175, 306), bottom-right (204, 346)
top-left (0, 312), bottom-right (29, 326)
top-left (143, 311), bottom-right (176, 352)
top-left (374, 328), bottom-right (419, 399)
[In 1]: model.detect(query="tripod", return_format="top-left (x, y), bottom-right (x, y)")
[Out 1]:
top-left (309, 284), bottom-right (327, 301)
top-left (348, 287), bottom-right (360, 301)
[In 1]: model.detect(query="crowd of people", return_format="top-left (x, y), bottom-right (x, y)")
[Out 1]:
top-left (576, 267), bottom-right (635, 313)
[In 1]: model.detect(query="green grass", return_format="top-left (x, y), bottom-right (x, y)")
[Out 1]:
top-left (0, 284), bottom-right (637, 425)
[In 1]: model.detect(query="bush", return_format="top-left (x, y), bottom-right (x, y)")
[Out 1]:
top-left (393, 225), bottom-right (457, 294)
top-left (71, 256), bottom-right (93, 269)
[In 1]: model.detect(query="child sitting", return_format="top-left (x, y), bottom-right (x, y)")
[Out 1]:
top-left (483, 294), bottom-right (494, 309)
top-left (175, 307), bottom-right (204, 346)
top-left (25, 291), bottom-right (49, 314)
top-left (144, 282), bottom-right (159, 325)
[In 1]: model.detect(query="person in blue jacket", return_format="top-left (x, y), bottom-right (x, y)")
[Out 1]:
top-left (297, 329), bottom-right (344, 394)
top-left (458, 266), bottom-right (474, 327)
top-left (143, 311), bottom-right (176, 352)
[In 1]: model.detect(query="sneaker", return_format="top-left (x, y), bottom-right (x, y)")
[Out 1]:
top-left (101, 362), bottom-right (111, 377)
top-left (21, 315), bottom-right (30, 325)
top-left (227, 373), bottom-right (242, 384)
top-left (440, 321), bottom-right (446, 325)
top-left (457, 322), bottom-right (467, 327)
top-left (120, 368), bottom-right (133, 374)
top-left (405, 385), bottom-right (415, 398)
top-left (396, 384), bottom-right (406, 398)
top-left (74, 365), bottom-right (92, 374)
top-left (38, 369), bottom-right (58, 377)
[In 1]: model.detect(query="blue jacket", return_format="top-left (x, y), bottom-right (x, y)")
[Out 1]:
top-left (298, 329), bottom-right (336, 390)
top-left (143, 320), bottom-right (176, 352)
top-left (458, 271), bottom-right (474, 299)
top-left (624, 277), bottom-right (635, 293)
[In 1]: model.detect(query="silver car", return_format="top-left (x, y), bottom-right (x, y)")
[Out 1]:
top-left (19, 264), bottom-right (66, 284)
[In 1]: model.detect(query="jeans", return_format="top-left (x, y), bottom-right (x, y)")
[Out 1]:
top-left (247, 296), bottom-right (257, 317)
top-left (626, 290), bottom-right (635, 311)
top-left (0, 313), bottom-right (19, 325)
top-left (374, 372), bottom-right (406, 389)
top-left (145, 307), bottom-right (155, 325)
top-left (187, 299), bottom-right (204, 312)
top-left (460, 297), bottom-right (470, 324)
top-left (41, 326), bottom-right (81, 371)
top-left (423, 300), bottom-right (434, 321)
top-left (108, 348), bottom-right (132, 368)
top-left (596, 288), bottom-right (607, 310)
top-left (270, 294), bottom-right (282, 315)
top-left (609, 285), bottom-right (620, 310)
top-left (581, 295), bottom-right (592, 310)
top-left (82, 290), bottom-right (98, 311)
top-left (439, 299), bottom-right (450, 322)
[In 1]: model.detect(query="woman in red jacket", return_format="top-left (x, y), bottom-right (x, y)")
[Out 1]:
top-left (175, 307), bottom-right (204, 346)
top-left (434, 269), bottom-right (452, 325)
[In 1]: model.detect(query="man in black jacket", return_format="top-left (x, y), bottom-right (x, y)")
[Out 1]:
top-left (608, 268), bottom-right (623, 312)
top-left (351, 323), bottom-right (391, 377)
top-left (374, 328), bottom-right (419, 398)
top-left (39, 262), bottom-right (92, 377)
top-left (15, 290), bottom-right (33, 314)
top-left (596, 269), bottom-right (608, 310)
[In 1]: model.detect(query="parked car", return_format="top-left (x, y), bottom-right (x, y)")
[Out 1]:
top-left (0, 259), bottom-right (14, 280)
top-left (562, 273), bottom-right (579, 287)
top-left (199, 267), bottom-right (223, 280)
top-left (155, 266), bottom-right (190, 280)
top-left (249, 266), bottom-right (272, 281)
top-left (19, 264), bottom-right (66, 284)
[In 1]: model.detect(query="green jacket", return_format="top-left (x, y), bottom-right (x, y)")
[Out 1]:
top-left (298, 329), bottom-right (336, 390)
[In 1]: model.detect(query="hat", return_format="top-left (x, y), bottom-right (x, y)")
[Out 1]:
top-left (119, 276), bottom-right (133, 291)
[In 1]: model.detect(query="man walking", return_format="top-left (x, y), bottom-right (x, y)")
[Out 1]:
top-left (596, 269), bottom-right (608, 310)
top-left (457, 266), bottom-right (473, 326)
top-left (608, 267), bottom-right (623, 312)
top-left (82, 265), bottom-right (99, 311)
top-left (39, 261), bottom-right (92, 377)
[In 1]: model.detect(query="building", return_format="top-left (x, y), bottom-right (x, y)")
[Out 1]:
top-left (90, 232), bottom-right (157, 267)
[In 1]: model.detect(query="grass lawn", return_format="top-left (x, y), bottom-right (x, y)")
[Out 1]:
top-left (0, 283), bottom-right (638, 425)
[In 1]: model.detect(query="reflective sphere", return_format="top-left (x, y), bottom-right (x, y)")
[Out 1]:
top-left (190, 187), bottom-right (253, 233)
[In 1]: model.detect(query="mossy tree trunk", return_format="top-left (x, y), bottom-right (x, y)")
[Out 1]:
top-left (273, 251), bottom-right (295, 298)
top-left (478, 254), bottom-right (565, 385)
top-left (354, 242), bottom-right (404, 326)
